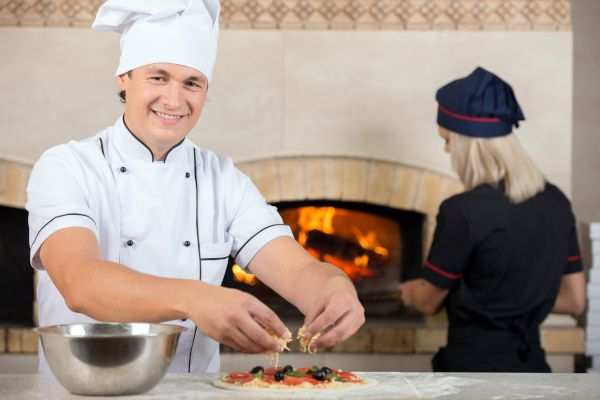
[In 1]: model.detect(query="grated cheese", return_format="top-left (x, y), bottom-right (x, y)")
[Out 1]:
top-left (267, 333), bottom-right (291, 368)
top-left (297, 326), bottom-right (321, 354)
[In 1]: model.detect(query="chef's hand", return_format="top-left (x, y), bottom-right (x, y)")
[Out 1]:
top-left (189, 284), bottom-right (290, 353)
top-left (398, 279), bottom-right (448, 315)
top-left (301, 275), bottom-right (365, 350)
top-left (398, 280), bottom-right (417, 308)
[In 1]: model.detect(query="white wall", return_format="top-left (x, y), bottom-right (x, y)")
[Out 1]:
top-left (1, 28), bottom-right (572, 193)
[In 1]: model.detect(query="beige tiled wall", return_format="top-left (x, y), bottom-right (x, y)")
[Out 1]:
top-left (1, 28), bottom-right (573, 197)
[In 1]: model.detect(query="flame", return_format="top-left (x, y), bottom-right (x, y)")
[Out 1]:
top-left (323, 255), bottom-right (375, 280)
top-left (232, 264), bottom-right (257, 286)
top-left (351, 227), bottom-right (389, 257)
top-left (294, 206), bottom-right (389, 281)
top-left (297, 207), bottom-right (336, 246)
top-left (231, 206), bottom-right (391, 285)
top-left (354, 254), bottom-right (369, 268)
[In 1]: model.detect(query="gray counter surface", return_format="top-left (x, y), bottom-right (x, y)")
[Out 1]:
top-left (1, 372), bottom-right (599, 399)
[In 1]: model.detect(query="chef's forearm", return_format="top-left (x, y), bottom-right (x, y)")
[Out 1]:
top-left (286, 261), bottom-right (356, 315)
top-left (403, 279), bottom-right (447, 316)
top-left (552, 272), bottom-right (586, 316)
top-left (53, 258), bottom-right (202, 323)
top-left (249, 237), bottom-right (356, 316)
top-left (40, 227), bottom-right (209, 323)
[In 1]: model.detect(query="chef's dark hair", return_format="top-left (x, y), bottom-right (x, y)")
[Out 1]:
top-left (118, 71), bottom-right (132, 103)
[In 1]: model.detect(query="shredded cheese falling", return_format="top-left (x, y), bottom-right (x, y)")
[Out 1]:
top-left (297, 326), bottom-right (321, 354)
top-left (267, 333), bottom-right (291, 368)
top-left (264, 326), bottom-right (324, 368)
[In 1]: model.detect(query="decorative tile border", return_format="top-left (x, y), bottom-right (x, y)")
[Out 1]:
top-left (0, 0), bottom-right (571, 30)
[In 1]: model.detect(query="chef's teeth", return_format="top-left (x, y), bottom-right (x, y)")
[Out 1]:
top-left (154, 111), bottom-right (182, 120)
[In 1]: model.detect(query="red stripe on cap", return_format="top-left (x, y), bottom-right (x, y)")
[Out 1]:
top-left (438, 105), bottom-right (502, 124)
top-left (568, 256), bottom-right (581, 262)
top-left (424, 261), bottom-right (462, 280)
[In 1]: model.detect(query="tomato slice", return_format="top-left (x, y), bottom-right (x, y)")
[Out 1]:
top-left (282, 376), bottom-right (305, 386)
top-left (264, 367), bottom-right (279, 375)
top-left (282, 375), bottom-right (321, 385)
top-left (225, 372), bottom-right (254, 384)
top-left (336, 371), bottom-right (361, 382)
top-left (262, 375), bottom-right (276, 384)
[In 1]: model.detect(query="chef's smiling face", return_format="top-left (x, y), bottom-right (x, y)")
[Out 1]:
top-left (116, 63), bottom-right (208, 160)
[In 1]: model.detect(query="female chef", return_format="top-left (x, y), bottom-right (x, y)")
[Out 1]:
top-left (399, 67), bottom-right (586, 372)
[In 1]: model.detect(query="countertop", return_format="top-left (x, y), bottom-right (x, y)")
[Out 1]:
top-left (1, 372), bottom-right (599, 399)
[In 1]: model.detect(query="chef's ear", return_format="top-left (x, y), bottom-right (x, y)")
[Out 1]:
top-left (115, 71), bottom-right (131, 91)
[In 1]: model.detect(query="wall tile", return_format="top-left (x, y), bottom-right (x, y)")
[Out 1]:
top-left (341, 159), bottom-right (369, 202)
top-left (278, 158), bottom-right (306, 201)
top-left (304, 158), bottom-right (326, 199)
top-left (366, 161), bottom-right (396, 206)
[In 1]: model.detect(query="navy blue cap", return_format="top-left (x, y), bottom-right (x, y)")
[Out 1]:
top-left (436, 67), bottom-right (525, 138)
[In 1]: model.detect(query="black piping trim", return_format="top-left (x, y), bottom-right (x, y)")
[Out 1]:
top-left (31, 213), bottom-right (96, 249)
top-left (232, 223), bottom-right (286, 261)
top-left (122, 115), bottom-right (155, 162)
top-left (188, 148), bottom-right (202, 373)
top-left (201, 256), bottom-right (228, 261)
top-left (163, 138), bottom-right (185, 163)
top-left (99, 138), bottom-right (105, 158)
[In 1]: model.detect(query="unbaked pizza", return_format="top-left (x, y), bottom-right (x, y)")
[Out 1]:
top-left (215, 365), bottom-right (375, 391)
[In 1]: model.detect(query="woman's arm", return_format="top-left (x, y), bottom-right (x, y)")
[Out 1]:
top-left (552, 272), bottom-right (586, 316)
top-left (399, 279), bottom-right (449, 315)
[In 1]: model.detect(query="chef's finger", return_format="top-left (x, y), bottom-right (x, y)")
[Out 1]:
top-left (312, 308), bottom-right (362, 350)
top-left (239, 313), bottom-right (285, 352)
top-left (304, 302), bottom-right (347, 338)
top-left (249, 301), bottom-right (290, 342)
top-left (303, 303), bottom-right (326, 330)
top-left (227, 327), bottom-right (264, 353)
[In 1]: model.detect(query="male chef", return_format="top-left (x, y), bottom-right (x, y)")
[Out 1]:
top-left (26, 0), bottom-right (364, 373)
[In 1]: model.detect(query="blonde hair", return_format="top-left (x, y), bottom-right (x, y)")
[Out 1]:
top-left (446, 129), bottom-right (546, 203)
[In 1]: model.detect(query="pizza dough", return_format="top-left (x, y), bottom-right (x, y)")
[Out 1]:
top-left (212, 377), bottom-right (378, 392)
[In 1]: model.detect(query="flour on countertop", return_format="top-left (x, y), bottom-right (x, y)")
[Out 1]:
top-left (405, 374), bottom-right (481, 398)
top-left (487, 383), bottom-right (578, 400)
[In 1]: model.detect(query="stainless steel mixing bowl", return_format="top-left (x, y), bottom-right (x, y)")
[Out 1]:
top-left (36, 323), bottom-right (185, 396)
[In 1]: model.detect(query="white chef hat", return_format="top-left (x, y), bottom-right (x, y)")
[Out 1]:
top-left (92, 0), bottom-right (220, 82)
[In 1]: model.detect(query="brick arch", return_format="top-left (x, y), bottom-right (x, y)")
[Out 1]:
top-left (237, 156), bottom-right (464, 253)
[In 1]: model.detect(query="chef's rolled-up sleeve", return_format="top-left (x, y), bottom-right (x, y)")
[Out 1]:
top-left (225, 165), bottom-right (292, 269)
top-left (26, 146), bottom-right (98, 271)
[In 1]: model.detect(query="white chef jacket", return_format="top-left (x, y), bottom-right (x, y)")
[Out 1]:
top-left (26, 116), bottom-right (293, 374)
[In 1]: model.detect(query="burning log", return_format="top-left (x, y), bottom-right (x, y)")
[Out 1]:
top-left (304, 230), bottom-right (388, 279)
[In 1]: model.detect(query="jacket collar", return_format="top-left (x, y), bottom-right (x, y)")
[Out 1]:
top-left (111, 115), bottom-right (189, 166)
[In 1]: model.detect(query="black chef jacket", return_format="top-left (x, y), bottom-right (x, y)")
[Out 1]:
top-left (420, 182), bottom-right (583, 372)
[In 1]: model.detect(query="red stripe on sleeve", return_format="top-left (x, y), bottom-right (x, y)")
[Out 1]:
top-left (568, 256), bottom-right (581, 262)
top-left (424, 261), bottom-right (462, 280)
